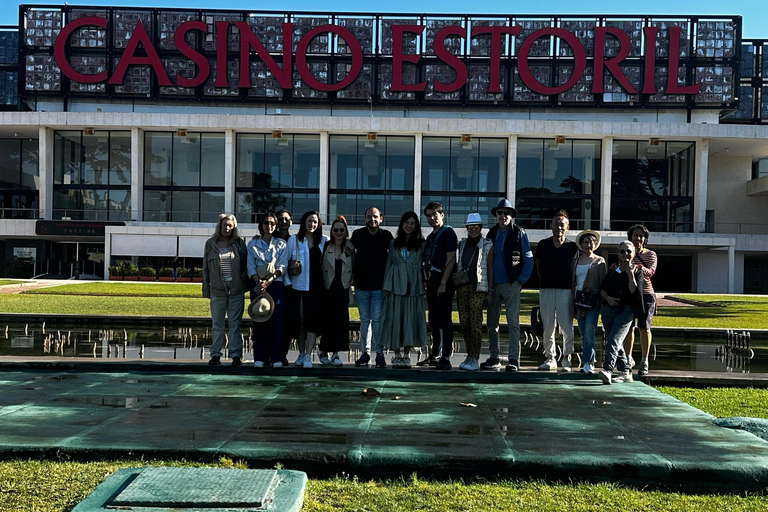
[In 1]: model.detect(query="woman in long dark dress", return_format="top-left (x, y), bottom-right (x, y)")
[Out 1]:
top-left (320, 216), bottom-right (354, 366)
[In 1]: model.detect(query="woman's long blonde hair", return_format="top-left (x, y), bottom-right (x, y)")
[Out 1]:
top-left (214, 214), bottom-right (240, 244)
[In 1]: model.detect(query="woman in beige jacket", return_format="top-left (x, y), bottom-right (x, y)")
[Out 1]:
top-left (319, 216), bottom-right (355, 366)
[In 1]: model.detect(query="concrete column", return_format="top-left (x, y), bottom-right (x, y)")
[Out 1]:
top-left (694, 138), bottom-right (709, 233)
top-left (130, 127), bottom-right (143, 221)
top-left (507, 134), bottom-right (517, 203)
top-left (413, 133), bottom-right (423, 214)
top-left (38, 127), bottom-right (54, 220)
top-left (728, 239), bottom-right (735, 294)
top-left (224, 129), bottom-right (235, 214)
top-left (319, 131), bottom-right (329, 222)
top-left (600, 136), bottom-right (613, 231)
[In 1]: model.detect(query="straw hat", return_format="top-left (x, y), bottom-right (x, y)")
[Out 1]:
top-left (576, 230), bottom-right (601, 250)
top-left (464, 213), bottom-right (483, 226)
top-left (248, 293), bottom-right (275, 323)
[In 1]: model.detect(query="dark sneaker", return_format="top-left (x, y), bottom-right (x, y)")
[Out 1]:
top-left (505, 359), bottom-right (519, 372)
top-left (231, 356), bottom-right (242, 367)
top-left (417, 355), bottom-right (438, 367)
top-left (355, 352), bottom-right (371, 367)
top-left (208, 356), bottom-right (221, 366)
top-left (375, 353), bottom-right (387, 369)
top-left (435, 357), bottom-right (452, 371)
top-left (481, 356), bottom-right (502, 370)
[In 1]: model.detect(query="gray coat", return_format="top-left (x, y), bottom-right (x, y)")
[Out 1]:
top-left (202, 236), bottom-right (248, 298)
top-left (570, 253), bottom-right (607, 318)
top-left (382, 240), bottom-right (426, 296)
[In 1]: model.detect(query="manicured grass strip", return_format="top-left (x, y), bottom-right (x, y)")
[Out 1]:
top-left (1, 460), bottom-right (767, 512)
top-left (0, 294), bottom-right (212, 316)
top-left (656, 386), bottom-right (768, 419)
top-left (25, 282), bottom-right (203, 297)
top-left (652, 295), bottom-right (768, 330)
top-left (0, 280), bottom-right (25, 287)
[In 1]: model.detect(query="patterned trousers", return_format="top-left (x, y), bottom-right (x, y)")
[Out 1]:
top-left (457, 285), bottom-right (486, 359)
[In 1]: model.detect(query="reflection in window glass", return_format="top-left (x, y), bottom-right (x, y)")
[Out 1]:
top-left (172, 134), bottom-right (201, 187)
top-left (0, 140), bottom-right (20, 188)
top-left (82, 132), bottom-right (109, 185)
top-left (422, 136), bottom-right (507, 226)
top-left (236, 133), bottom-right (321, 223)
top-left (329, 135), bottom-right (415, 225)
top-left (144, 133), bottom-right (172, 186)
top-left (611, 140), bottom-right (695, 232)
top-left (143, 190), bottom-right (170, 222)
top-left (515, 138), bottom-right (601, 229)
top-left (109, 133), bottom-right (131, 185)
top-left (201, 133), bottom-right (225, 187)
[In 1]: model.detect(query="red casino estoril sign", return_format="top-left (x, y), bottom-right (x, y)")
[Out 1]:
top-left (53, 17), bottom-right (704, 96)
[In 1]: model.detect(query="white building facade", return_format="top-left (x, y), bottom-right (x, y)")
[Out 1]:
top-left (1, 7), bottom-right (767, 293)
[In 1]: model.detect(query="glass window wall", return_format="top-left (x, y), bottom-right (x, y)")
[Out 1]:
top-left (422, 136), bottom-right (506, 226)
top-left (515, 138), bottom-right (601, 230)
top-left (236, 133), bottom-right (320, 222)
top-left (143, 132), bottom-right (225, 222)
top-left (329, 135), bottom-right (415, 225)
top-left (611, 140), bottom-right (695, 232)
top-left (0, 138), bottom-right (39, 219)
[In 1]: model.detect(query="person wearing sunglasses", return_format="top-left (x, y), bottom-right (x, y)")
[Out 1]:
top-left (247, 212), bottom-right (288, 368)
top-left (623, 224), bottom-right (658, 377)
top-left (598, 241), bottom-right (645, 385)
top-left (319, 216), bottom-right (355, 366)
top-left (455, 213), bottom-right (494, 371)
top-left (274, 209), bottom-right (295, 367)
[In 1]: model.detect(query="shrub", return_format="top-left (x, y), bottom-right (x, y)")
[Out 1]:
top-left (122, 263), bottom-right (140, 277)
top-left (177, 267), bottom-right (192, 278)
top-left (108, 265), bottom-right (121, 276)
top-left (158, 267), bottom-right (174, 277)
top-left (139, 266), bottom-right (156, 277)
top-left (192, 267), bottom-right (203, 278)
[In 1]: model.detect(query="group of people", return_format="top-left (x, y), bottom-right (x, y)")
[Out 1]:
top-left (201, 201), bottom-right (657, 384)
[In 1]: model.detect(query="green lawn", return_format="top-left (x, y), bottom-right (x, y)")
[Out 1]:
top-left (1, 284), bottom-right (767, 330)
top-left (655, 386), bottom-right (768, 419)
top-left (0, 280), bottom-right (25, 287)
top-left (2, 459), bottom-right (767, 512)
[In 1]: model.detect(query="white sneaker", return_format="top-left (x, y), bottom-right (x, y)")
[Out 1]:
top-left (331, 353), bottom-right (343, 366)
top-left (463, 357), bottom-right (480, 371)
top-left (614, 371), bottom-right (634, 383)
top-left (598, 369), bottom-right (612, 385)
top-left (303, 358), bottom-right (313, 369)
top-left (628, 356), bottom-right (636, 369)
top-left (318, 350), bottom-right (331, 365)
top-left (638, 358), bottom-right (649, 376)
top-left (561, 356), bottom-right (572, 372)
top-left (272, 361), bottom-right (283, 369)
top-left (254, 360), bottom-right (265, 368)
top-left (582, 363), bottom-right (594, 374)
top-left (392, 354), bottom-right (403, 368)
top-left (402, 356), bottom-right (412, 368)
top-left (538, 358), bottom-right (557, 371)
top-left (294, 354), bottom-right (306, 366)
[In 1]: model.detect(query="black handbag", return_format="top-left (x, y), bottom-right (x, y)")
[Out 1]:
top-left (574, 289), bottom-right (594, 309)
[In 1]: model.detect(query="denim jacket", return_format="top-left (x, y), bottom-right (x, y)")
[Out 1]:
top-left (247, 235), bottom-right (288, 283)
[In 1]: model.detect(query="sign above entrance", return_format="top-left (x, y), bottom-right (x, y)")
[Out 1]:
top-left (20, 7), bottom-right (740, 108)
top-left (36, 220), bottom-right (126, 237)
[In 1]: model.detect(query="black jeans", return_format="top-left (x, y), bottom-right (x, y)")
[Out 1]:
top-left (426, 278), bottom-right (455, 359)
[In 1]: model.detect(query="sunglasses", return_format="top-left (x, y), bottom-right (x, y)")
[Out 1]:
top-left (263, 221), bottom-right (276, 226)
top-left (332, 228), bottom-right (346, 233)
top-left (466, 225), bottom-right (482, 229)
top-left (619, 249), bottom-right (633, 255)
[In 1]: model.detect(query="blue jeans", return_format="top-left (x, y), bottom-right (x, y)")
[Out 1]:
top-left (209, 283), bottom-right (244, 359)
top-left (600, 304), bottom-right (633, 372)
top-left (356, 289), bottom-right (384, 354)
top-left (577, 304), bottom-right (600, 365)
top-left (487, 280), bottom-right (522, 362)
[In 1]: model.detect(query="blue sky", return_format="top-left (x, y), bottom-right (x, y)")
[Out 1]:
top-left (2, 0), bottom-right (765, 38)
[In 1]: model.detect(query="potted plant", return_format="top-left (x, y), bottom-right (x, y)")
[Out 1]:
top-left (176, 267), bottom-right (192, 282)
top-left (122, 263), bottom-right (140, 281)
top-left (108, 265), bottom-right (122, 281)
top-left (192, 267), bottom-right (203, 283)
top-left (139, 266), bottom-right (156, 281)
top-left (158, 267), bottom-right (174, 282)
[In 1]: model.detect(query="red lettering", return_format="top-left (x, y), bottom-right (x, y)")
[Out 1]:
top-left (215, 21), bottom-right (229, 88)
top-left (433, 26), bottom-right (467, 93)
top-left (391, 25), bottom-right (426, 92)
top-left (54, 16), bottom-right (108, 83)
top-left (175, 21), bottom-right (210, 87)
top-left (642, 27), bottom-right (658, 94)
top-left (296, 25), bottom-right (362, 92)
top-left (109, 20), bottom-right (172, 86)
top-left (593, 27), bottom-right (636, 94)
top-left (471, 26), bottom-right (521, 93)
top-left (667, 26), bottom-right (702, 94)
top-left (518, 28), bottom-right (586, 95)
top-left (235, 21), bottom-right (293, 90)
